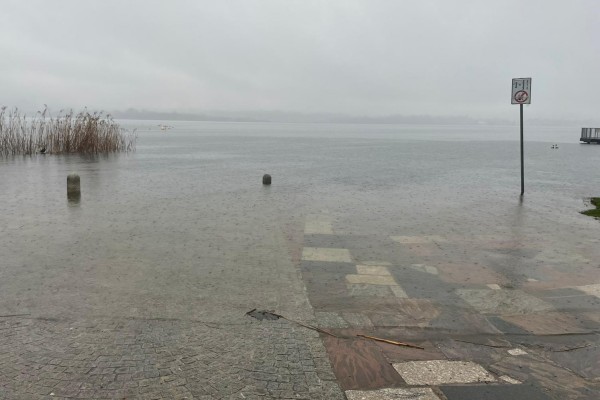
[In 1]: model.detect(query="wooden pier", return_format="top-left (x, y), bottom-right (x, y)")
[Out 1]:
top-left (581, 128), bottom-right (600, 144)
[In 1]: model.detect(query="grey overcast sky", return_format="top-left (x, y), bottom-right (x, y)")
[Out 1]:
top-left (1, 0), bottom-right (599, 120)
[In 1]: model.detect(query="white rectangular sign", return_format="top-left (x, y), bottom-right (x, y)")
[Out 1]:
top-left (512, 78), bottom-right (532, 104)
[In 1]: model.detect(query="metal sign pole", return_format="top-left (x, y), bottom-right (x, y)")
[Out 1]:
top-left (520, 103), bottom-right (524, 195)
top-left (512, 77), bottom-right (531, 196)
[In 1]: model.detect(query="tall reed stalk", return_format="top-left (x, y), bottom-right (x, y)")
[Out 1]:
top-left (0, 107), bottom-right (136, 156)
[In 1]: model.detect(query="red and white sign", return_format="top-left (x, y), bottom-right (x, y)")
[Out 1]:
top-left (512, 78), bottom-right (532, 104)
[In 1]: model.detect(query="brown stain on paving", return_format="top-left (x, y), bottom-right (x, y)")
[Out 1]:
top-left (322, 331), bottom-right (405, 390)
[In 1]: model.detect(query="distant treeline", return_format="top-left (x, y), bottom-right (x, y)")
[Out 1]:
top-left (0, 107), bottom-right (136, 156)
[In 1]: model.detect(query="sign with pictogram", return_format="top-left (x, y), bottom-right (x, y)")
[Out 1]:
top-left (512, 78), bottom-right (532, 104)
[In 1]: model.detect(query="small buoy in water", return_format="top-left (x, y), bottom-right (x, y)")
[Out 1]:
top-left (262, 174), bottom-right (271, 185)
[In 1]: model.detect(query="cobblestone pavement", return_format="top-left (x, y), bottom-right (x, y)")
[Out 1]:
top-left (0, 200), bottom-right (345, 399)
top-left (0, 317), bottom-right (341, 399)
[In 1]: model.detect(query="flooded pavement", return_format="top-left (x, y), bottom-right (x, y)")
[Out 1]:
top-left (1, 122), bottom-right (599, 399)
top-left (299, 212), bottom-right (600, 399)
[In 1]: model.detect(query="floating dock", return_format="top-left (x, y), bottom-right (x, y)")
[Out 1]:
top-left (581, 128), bottom-right (600, 143)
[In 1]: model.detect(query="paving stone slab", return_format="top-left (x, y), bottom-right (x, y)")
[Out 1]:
top-left (347, 284), bottom-right (396, 297)
top-left (547, 344), bottom-right (600, 380)
top-left (356, 265), bottom-right (392, 276)
top-left (303, 234), bottom-right (349, 249)
top-left (455, 289), bottom-right (553, 314)
top-left (346, 274), bottom-right (398, 286)
top-left (375, 340), bottom-right (445, 363)
top-left (302, 247), bottom-right (353, 263)
top-left (501, 312), bottom-right (588, 335)
top-left (391, 235), bottom-right (448, 244)
top-left (341, 312), bottom-right (374, 328)
top-left (315, 312), bottom-right (350, 328)
top-left (440, 384), bottom-right (552, 400)
top-left (392, 360), bottom-right (495, 385)
top-left (305, 219), bottom-right (334, 235)
top-left (322, 335), bottom-right (405, 390)
top-left (437, 263), bottom-right (506, 285)
top-left (489, 354), bottom-right (599, 399)
top-left (486, 316), bottom-right (530, 334)
top-left (408, 264), bottom-right (439, 275)
top-left (361, 261), bottom-right (392, 266)
top-left (574, 283), bottom-right (600, 298)
top-left (346, 387), bottom-right (441, 400)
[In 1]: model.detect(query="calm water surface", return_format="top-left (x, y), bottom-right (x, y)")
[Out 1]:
top-left (1, 121), bottom-right (599, 317)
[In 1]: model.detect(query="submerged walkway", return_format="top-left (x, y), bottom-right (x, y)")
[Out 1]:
top-left (0, 215), bottom-right (344, 399)
top-left (1, 209), bottom-right (599, 399)
top-left (299, 214), bottom-right (600, 400)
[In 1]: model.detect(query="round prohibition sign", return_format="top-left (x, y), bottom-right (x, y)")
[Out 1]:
top-left (514, 90), bottom-right (529, 103)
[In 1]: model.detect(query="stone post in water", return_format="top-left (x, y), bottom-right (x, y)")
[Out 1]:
top-left (67, 174), bottom-right (81, 201)
top-left (262, 174), bottom-right (271, 185)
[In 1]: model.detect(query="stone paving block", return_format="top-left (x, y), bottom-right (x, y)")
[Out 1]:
top-left (322, 334), bottom-right (405, 390)
top-left (305, 219), bottom-right (334, 235)
top-left (501, 312), bottom-right (588, 334)
top-left (315, 312), bottom-right (350, 328)
top-left (409, 264), bottom-right (438, 275)
top-left (375, 340), bottom-right (444, 363)
top-left (455, 289), bottom-right (553, 314)
top-left (356, 265), bottom-right (391, 276)
top-left (360, 261), bottom-right (392, 266)
top-left (302, 247), bottom-right (353, 263)
top-left (391, 235), bottom-right (447, 244)
top-left (507, 348), bottom-right (528, 356)
top-left (489, 353), bottom-right (599, 399)
top-left (345, 387), bottom-right (441, 400)
top-left (499, 375), bottom-right (522, 384)
top-left (389, 286), bottom-right (408, 298)
top-left (392, 360), bottom-right (496, 385)
top-left (341, 313), bottom-right (373, 328)
top-left (542, 293), bottom-right (600, 312)
top-left (440, 384), bottom-right (552, 400)
top-left (574, 283), bottom-right (600, 298)
top-left (437, 263), bottom-right (506, 285)
top-left (486, 316), bottom-right (530, 334)
top-left (346, 275), bottom-right (397, 286)
top-left (547, 344), bottom-right (600, 379)
top-left (346, 284), bottom-right (395, 297)
top-left (437, 338), bottom-right (508, 366)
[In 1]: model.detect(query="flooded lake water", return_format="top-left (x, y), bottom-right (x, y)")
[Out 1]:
top-left (1, 121), bottom-right (599, 319)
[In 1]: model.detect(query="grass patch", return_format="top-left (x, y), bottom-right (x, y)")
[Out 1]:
top-left (0, 107), bottom-right (136, 156)
top-left (581, 197), bottom-right (600, 218)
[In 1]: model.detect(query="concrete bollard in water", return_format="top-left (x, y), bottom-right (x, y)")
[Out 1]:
top-left (262, 174), bottom-right (271, 185)
top-left (67, 174), bottom-right (81, 201)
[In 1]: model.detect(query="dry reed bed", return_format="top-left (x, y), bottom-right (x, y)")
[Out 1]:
top-left (0, 107), bottom-right (136, 156)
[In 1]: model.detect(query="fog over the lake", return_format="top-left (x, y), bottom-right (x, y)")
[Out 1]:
top-left (1, 1), bottom-right (599, 122)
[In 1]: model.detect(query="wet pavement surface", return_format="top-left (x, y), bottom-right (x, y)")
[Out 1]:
top-left (1, 131), bottom-right (600, 399)
top-left (299, 213), bottom-right (600, 399)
